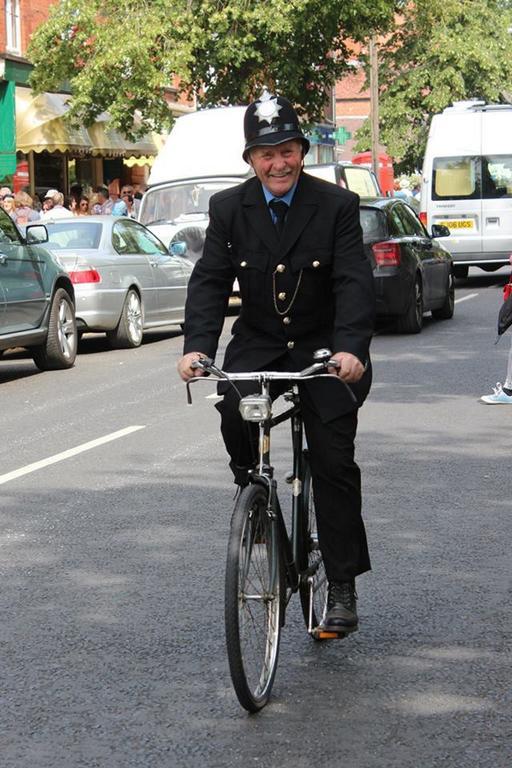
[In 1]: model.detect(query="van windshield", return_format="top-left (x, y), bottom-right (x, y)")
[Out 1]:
top-left (140, 181), bottom-right (237, 226)
top-left (432, 156), bottom-right (480, 200)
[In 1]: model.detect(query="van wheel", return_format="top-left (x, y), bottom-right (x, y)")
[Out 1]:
top-left (107, 289), bottom-right (143, 348)
top-left (396, 276), bottom-right (423, 334)
top-left (453, 265), bottom-right (468, 279)
top-left (432, 271), bottom-right (455, 320)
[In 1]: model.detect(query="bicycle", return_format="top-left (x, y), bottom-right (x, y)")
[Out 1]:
top-left (186, 349), bottom-right (357, 712)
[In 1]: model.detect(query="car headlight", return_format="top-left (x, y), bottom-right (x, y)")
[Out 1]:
top-left (239, 395), bottom-right (272, 422)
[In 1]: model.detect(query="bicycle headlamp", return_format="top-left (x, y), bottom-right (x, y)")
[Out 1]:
top-left (239, 395), bottom-right (272, 422)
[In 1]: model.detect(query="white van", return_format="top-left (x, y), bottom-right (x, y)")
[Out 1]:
top-left (420, 101), bottom-right (512, 278)
top-left (139, 107), bottom-right (252, 260)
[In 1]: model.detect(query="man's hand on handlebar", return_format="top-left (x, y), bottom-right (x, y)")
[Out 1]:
top-left (177, 352), bottom-right (209, 381)
top-left (328, 352), bottom-right (365, 384)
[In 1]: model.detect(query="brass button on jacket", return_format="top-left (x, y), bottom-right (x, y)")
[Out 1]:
top-left (278, 292), bottom-right (286, 301)
top-left (276, 264), bottom-right (286, 273)
top-left (312, 260), bottom-right (320, 268)
top-left (240, 261), bottom-right (247, 268)
top-left (287, 341), bottom-right (295, 349)
top-left (283, 316), bottom-right (291, 325)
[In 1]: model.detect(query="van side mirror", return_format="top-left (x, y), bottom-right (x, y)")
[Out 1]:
top-left (431, 224), bottom-right (451, 238)
top-left (26, 225), bottom-right (49, 244)
top-left (170, 241), bottom-right (187, 256)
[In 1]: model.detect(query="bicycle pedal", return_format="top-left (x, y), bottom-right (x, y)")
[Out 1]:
top-left (312, 627), bottom-right (347, 640)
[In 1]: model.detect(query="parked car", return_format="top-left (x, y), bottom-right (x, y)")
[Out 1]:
top-left (26, 216), bottom-right (194, 348)
top-left (360, 197), bottom-right (454, 333)
top-left (0, 208), bottom-right (77, 370)
top-left (305, 162), bottom-right (382, 197)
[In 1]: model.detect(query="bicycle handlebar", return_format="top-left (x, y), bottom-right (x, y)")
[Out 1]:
top-left (186, 351), bottom-right (358, 405)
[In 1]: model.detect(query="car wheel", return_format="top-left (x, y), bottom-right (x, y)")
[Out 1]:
top-left (432, 271), bottom-right (455, 320)
top-left (32, 287), bottom-right (77, 370)
top-left (453, 264), bottom-right (469, 279)
top-left (106, 289), bottom-right (143, 348)
top-left (396, 275), bottom-right (423, 334)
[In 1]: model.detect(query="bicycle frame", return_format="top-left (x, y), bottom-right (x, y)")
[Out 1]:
top-left (250, 381), bottom-right (305, 598)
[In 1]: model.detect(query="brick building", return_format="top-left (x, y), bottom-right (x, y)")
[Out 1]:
top-left (334, 61), bottom-right (370, 162)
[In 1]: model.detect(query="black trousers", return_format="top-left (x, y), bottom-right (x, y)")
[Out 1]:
top-left (215, 380), bottom-right (371, 582)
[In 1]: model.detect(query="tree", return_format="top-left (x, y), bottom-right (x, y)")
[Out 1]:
top-left (27, 0), bottom-right (396, 139)
top-left (355, 0), bottom-right (512, 171)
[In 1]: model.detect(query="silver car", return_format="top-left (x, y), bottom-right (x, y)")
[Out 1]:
top-left (27, 216), bottom-right (193, 348)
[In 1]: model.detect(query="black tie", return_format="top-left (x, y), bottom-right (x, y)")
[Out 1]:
top-left (269, 199), bottom-right (289, 236)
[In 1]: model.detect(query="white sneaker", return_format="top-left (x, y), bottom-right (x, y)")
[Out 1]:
top-left (480, 382), bottom-right (512, 404)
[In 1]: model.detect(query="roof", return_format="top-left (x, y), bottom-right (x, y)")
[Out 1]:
top-left (148, 106), bottom-right (251, 186)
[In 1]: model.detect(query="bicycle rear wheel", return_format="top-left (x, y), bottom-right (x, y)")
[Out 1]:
top-left (225, 483), bottom-right (283, 712)
top-left (299, 459), bottom-right (328, 634)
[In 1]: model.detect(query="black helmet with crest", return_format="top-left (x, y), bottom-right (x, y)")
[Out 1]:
top-left (243, 89), bottom-right (310, 162)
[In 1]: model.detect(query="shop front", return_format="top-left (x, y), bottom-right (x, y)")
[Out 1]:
top-left (14, 87), bottom-right (161, 199)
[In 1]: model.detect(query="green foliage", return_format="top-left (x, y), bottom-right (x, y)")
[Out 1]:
top-left (28, 0), bottom-right (396, 139)
top-left (355, 0), bottom-right (512, 171)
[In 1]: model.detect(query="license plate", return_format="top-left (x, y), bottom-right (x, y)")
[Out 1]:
top-left (438, 219), bottom-right (476, 231)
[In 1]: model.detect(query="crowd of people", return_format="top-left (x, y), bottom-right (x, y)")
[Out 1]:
top-left (0, 182), bottom-right (145, 225)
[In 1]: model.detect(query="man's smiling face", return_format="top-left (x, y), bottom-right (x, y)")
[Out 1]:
top-left (248, 140), bottom-right (304, 197)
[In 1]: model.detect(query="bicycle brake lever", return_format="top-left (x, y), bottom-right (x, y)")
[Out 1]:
top-left (186, 381), bottom-right (193, 405)
top-left (191, 356), bottom-right (213, 371)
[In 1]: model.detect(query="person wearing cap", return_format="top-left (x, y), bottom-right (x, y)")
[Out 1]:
top-left (41, 190), bottom-right (72, 219)
top-left (178, 90), bottom-right (375, 635)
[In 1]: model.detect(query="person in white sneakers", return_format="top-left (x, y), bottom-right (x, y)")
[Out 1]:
top-left (480, 256), bottom-right (512, 404)
top-left (480, 340), bottom-right (512, 404)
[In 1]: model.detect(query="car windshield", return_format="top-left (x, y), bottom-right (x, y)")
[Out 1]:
top-left (44, 222), bottom-right (102, 250)
top-left (140, 181), bottom-right (236, 225)
top-left (344, 167), bottom-right (380, 197)
top-left (359, 207), bottom-right (387, 243)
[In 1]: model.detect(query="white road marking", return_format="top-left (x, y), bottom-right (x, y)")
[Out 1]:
top-left (0, 425), bottom-right (145, 486)
top-left (455, 293), bottom-right (478, 304)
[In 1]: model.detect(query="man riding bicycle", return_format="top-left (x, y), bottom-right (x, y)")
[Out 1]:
top-left (178, 90), bottom-right (375, 634)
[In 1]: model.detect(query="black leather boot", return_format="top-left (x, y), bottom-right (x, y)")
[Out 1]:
top-left (322, 581), bottom-right (358, 633)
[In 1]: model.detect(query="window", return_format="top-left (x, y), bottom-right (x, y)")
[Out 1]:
top-left (387, 206), bottom-right (408, 237)
top-left (5, 0), bottom-right (21, 54)
top-left (343, 167), bottom-right (380, 197)
top-left (44, 223), bottom-right (102, 250)
top-left (0, 207), bottom-right (22, 244)
top-left (359, 208), bottom-right (387, 243)
top-left (113, 221), bottom-right (168, 256)
top-left (432, 156), bottom-right (480, 200)
top-left (395, 203), bottom-right (427, 238)
top-left (482, 156), bottom-right (512, 199)
top-left (139, 181), bottom-right (235, 226)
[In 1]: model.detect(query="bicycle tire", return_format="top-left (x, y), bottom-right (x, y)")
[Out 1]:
top-left (225, 483), bottom-right (283, 712)
top-left (299, 457), bottom-right (328, 634)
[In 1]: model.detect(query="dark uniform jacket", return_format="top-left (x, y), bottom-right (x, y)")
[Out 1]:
top-left (183, 171), bottom-right (375, 420)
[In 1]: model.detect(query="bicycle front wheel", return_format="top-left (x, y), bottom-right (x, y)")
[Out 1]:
top-left (299, 459), bottom-right (328, 634)
top-left (225, 484), bottom-right (283, 712)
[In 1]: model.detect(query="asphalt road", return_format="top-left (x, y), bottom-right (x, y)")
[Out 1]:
top-left (1, 269), bottom-right (511, 768)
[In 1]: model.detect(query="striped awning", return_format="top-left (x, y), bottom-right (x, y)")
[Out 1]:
top-left (15, 87), bottom-right (160, 159)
